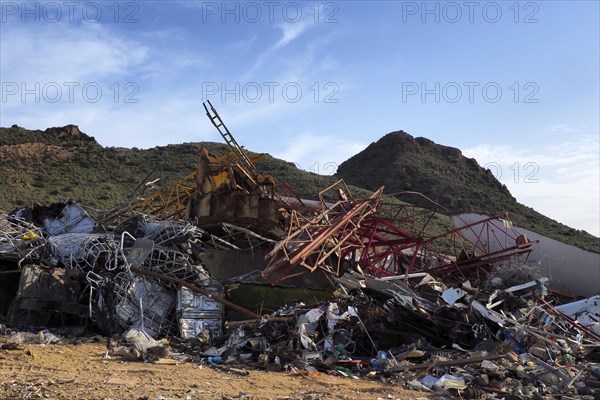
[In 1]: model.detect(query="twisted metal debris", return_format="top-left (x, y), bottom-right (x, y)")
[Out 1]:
top-left (1, 104), bottom-right (598, 399)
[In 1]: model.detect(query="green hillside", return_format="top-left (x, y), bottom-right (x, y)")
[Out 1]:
top-left (1, 125), bottom-right (597, 253)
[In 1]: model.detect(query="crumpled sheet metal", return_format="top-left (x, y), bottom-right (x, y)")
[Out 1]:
top-left (43, 203), bottom-right (95, 236)
top-left (114, 274), bottom-right (176, 338)
top-left (336, 271), bottom-right (425, 311)
top-left (177, 286), bottom-right (224, 339)
top-left (556, 295), bottom-right (600, 335)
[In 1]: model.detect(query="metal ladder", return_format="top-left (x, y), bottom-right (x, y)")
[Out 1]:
top-left (203, 100), bottom-right (259, 179)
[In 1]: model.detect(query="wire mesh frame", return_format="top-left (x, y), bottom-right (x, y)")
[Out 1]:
top-left (0, 215), bottom-right (46, 263)
top-left (140, 219), bottom-right (200, 248)
top-left (74, 218), bottom-right (218, 336)
top-left (46, 233), bottom-right (119, 272)
top-left (142, 248), bottom-right (214, 286)
top-left (0, 215), bottom-right (45, 240)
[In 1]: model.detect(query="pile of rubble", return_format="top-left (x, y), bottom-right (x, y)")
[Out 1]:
top-left (1, 103), bottom-right (599, 399)
top-left (1, 199), bottom-right (599, 399)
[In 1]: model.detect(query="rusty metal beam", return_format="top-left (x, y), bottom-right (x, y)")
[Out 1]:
top-left (130, 266), bottom-right (259, 319)
top-left (124, 171), bottom-right (197, 221)
top-left (262, 182), bottom-right (383, 281)
top-left (390, 354), bottom-right (507, 372)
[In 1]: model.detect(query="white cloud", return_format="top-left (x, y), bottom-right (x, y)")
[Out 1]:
top-left (464, 135), bottom-right (600, 236)
top-left (0, 15), bottom-right (340, 152)
top-left (244, 3), bottom-right (332, 77)
top-left (273, 18), bottom-right (315, 50)
top-left (274, 133), bottom-right (366, 175)
top-left (1, 22), bottom-right (209, 84)
top-left (1, 24), bottom-right (150, 84)
top-left (0, 19), bottom-right (213, 146)
top-left (544, 123), bottom-right (575, 134)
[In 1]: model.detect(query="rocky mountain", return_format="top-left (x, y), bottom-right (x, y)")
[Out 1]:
top-left (336, 131), bottom-right (599, 252)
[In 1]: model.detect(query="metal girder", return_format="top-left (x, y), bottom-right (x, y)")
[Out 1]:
top-left (126, 171), bottom-right (197, 221)
top-left (347, 212), bottom-right (537, 281)
top-left (350, 217), bottom-right (422, 277)
top-left (262, 181), bottom-right (384, 282)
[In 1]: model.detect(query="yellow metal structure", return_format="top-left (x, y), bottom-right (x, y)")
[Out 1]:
top-left (123, 153), bottom-right (266, 221)
top-left (126, 171), bottom-right (197, 220)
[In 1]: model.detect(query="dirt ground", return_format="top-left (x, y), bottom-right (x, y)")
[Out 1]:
top-left (0, 339), bottom-right (431, 400)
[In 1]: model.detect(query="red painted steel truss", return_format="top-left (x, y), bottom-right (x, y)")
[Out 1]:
top-left (262, 180), bottom-right (383, 282)
top-left (353, 213), bottom-right (537, 280)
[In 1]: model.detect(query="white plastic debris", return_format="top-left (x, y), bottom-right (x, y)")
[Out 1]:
top-left (441, 288), bottom-right (467, 305)
top-left (555, 295), bottom-right (600, 335)
top-left (8, 330), bottom-right (60, 345)
top-left (433, 374), bottom-right (467, 390)
top-left (481, 359), bottom-right (500, 372)
top-left (420, 375), bottom-right (439, 389)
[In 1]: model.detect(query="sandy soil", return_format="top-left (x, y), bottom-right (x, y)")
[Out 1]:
top-left (0, 340), bottom-right (431, 400)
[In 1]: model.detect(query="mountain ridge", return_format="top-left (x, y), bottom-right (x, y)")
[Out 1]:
top-left (1, 124), bottom-right (597, 253)
top-left (336, 130), bottom-right (599, 251)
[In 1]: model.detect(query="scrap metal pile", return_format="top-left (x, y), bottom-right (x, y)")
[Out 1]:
top-left (1, 201), bottom-right (599, 399)
top-left (0, 202), bottom-right (227, 339)
top-left (1, 103), bottom-right (599, 399)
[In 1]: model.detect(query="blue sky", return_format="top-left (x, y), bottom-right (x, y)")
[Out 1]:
top-left (1, 1), bottom-right (599, 236)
